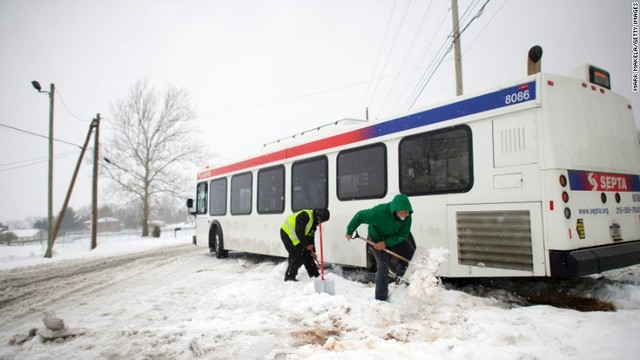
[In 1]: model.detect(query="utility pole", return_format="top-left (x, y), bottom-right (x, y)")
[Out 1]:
top-left (47, 83), bottom-right (55, 256)
top-left (451, 0), bottom-right (463, 96)
top-left (31, 81), bottom-right (55, 257)
top-left (91, 114), bottom-right (100, 250)
top-left (45, 116), bottom-right (100, 257)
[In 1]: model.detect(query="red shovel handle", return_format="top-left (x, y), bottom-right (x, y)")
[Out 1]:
top-left (319, 223), bottom-right (325, 280)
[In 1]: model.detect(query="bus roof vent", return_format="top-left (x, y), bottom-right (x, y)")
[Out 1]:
top-left (569, 64), bottom-right (611, 90)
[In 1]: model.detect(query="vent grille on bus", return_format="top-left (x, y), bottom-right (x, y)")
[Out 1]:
top-left (499, 126), bottom-right (526, 154)
top-left (456, 210), bottom-right (533, 272)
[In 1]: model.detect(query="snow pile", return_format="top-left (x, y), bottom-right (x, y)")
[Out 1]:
top-left (407, 247), bottom-right (448, 300)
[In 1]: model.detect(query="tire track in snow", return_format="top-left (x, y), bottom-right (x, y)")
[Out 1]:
top-left (0, 244), bottom-right (200, 328)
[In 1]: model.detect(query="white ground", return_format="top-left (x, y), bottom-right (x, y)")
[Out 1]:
top-left (1, 233), bottom-right (639, 359)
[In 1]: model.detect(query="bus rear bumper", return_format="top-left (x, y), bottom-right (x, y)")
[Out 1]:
top-left (549, 240), bottom-right (640, 277)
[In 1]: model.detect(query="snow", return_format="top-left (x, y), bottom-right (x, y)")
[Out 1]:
top-left (1, 228), bottom-right (640, 359)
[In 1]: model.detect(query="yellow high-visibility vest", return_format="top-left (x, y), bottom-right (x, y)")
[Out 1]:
top-left (281, 210), bottom-right (314, 246)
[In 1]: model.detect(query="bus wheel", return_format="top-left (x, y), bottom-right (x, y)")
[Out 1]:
top-left (209, 226), bottom-right (229, 259)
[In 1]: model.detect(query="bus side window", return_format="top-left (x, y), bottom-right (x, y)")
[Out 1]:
top-left (196, 182), bottom-right (208, 215)
top-left (292, 156), bottom-right (328, 211)
top-left (258, 165), bottom-right (285, 214)
top-left (231, 172), bottom-right (253, 215)
top-left (337, 143), bottom-right (387, 200)
top-left (399, 126), bottom-right (473, 195)
top-left (210, 178), bottom-right (227, 216)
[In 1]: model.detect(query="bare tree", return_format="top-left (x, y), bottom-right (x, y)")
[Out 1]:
top-left (103, 79), bottom-right (206, 236)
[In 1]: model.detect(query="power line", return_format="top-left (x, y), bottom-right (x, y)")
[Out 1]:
top-left (360, 0), bottom-right (399, 115)
top-left (0, 122), bottom-right (83, 148)
top-left (455, 0), bottom-right (491, 42)
top-left (55, 89), bottom-right (92, 122)
top-left (378, 0), bottom-right (435, 116)
top-left (457, 0), bottom-right (484, 29)
top-left (405, 0), bottom-right (492, 110)
top-left (464, 0), bottom-right (508, 55)
top-left (401, 23), bottom-right (453, 111)
top-left (0, 151), bottom-right (79, 173)
top-left (397, 6), bottom-right (451, 113)
top-left (405, 39), bottom-right (454, 110)
top-left (195, 74), bottom-right (401, 119)
top-left (365, 0), bottom-right (413, 114)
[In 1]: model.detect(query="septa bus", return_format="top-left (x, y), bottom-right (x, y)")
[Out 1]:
top-left (187, 51), bottom-right (640, 278)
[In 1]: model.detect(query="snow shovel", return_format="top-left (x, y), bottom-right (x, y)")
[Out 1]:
top-left (352, 231), bottom-right (425, 283)
top-left (314, 223), bottom-right (335, 295)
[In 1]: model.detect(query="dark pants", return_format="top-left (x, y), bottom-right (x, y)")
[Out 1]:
top-left (280, 229), bottom-right (319, 281)
top-left (371, 237), bottom-right (415, 301)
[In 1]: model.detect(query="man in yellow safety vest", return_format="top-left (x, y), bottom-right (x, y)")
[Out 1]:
top-left (280, 208), bottom-right (330, 282)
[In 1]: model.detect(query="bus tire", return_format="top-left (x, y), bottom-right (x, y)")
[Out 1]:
top-left (209, 225), bottom-right (229, 259)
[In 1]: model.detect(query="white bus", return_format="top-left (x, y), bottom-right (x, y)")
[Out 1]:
top-left (187, 52), bottom-right (640, 278)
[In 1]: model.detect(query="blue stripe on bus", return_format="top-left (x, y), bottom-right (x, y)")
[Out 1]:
top-left (364, 81), bottom-right (536, 140)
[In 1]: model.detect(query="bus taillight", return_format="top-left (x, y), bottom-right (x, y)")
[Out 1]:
top-left (559, 174), bottom-right (570, 216)
top-left (559, 175), bottom-right (567, 187)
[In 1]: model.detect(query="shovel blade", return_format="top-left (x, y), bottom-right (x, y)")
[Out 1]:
top-left (314, 278), bottom-right (335, 295)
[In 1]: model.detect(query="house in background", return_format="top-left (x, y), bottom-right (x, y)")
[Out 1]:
top-left (0, 229), bottom-right (45, 245)
top-left (84, 217), bottom-right (122, 232)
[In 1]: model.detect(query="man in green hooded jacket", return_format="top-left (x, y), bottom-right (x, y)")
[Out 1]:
top-left (345, 194), bottom-right (414, 301)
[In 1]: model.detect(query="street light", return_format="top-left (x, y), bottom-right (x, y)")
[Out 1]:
top-left (31, 80), bottom-right (55, 258)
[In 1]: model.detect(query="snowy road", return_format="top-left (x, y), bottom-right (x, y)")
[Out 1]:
top-left (1, 244), bottom-right (244, 358)
top-left (2, 241), bottom-right (640, 359)
top-left (0, 245), bottom-right (197, 331)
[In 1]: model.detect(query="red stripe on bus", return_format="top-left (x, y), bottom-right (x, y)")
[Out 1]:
top-left (199, 128), bottom-right (366, 179)
top-left (286, 129), bottom-right (364, 158)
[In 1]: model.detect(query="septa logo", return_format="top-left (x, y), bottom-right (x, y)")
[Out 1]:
top-left (587, 173), bottom-right (598, 189)
top-left (568, 170), bottom-right (640, 192)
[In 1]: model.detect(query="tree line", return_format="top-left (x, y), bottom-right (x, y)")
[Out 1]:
top-left (30, 202), bottom-right (191, 233)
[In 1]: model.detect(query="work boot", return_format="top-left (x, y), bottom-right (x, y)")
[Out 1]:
top-left (395, 276), bottom-right (409, 286)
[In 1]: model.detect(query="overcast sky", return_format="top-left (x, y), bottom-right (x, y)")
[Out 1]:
top-left (1, 0), bottom-right (638, 223)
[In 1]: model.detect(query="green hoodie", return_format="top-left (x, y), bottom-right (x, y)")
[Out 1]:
top-left (346, 194), bottom-right (413, 248)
